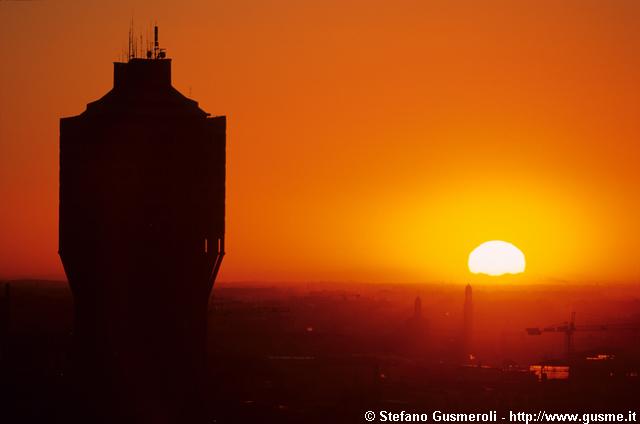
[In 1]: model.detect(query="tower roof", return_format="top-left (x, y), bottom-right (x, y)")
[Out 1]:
top-left (72, 58), bottom-right (208, 119)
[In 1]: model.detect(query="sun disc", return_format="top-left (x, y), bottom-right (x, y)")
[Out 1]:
top-left (468, 240), bottom-right (525, 276)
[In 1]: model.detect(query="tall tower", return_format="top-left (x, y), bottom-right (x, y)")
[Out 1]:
top-left (59, 28), bottom-right (225, 423)
top-left (463, 284), bottom-right (473, 360)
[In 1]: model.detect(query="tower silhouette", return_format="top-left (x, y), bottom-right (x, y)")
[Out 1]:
top-left (403, 295), bottom-right (428, 357)
top-left (463, 284), bottom-right (473, 361)
top-left (59, 28), bottom-right (225, 423)
top-left (414, 296), bottom-right (422, 319)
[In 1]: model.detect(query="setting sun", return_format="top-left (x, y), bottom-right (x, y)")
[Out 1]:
top-left (468, 240), bottom-right (526, 276)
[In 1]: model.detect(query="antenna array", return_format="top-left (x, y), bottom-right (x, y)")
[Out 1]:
top-left (124, 20), bottom-right (167, 61)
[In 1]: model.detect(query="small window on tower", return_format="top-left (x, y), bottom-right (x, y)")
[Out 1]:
top-left (204, 238), bottom-right (208, 253)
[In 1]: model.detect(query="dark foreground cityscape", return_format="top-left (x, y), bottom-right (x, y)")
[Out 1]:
top-left (1, 279), bottom-right (638, 423)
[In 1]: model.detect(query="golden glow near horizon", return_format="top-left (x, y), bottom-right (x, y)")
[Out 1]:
top-left (468, 241), bottom-right (526, 276)
top-left (3, 1), bottom-right (640, 283)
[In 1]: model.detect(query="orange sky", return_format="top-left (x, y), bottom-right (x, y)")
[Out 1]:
top-left (2, 0), bottom-right (640, 284)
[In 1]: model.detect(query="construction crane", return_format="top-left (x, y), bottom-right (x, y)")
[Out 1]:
top-left (525, 312), bottom-right (640, 361)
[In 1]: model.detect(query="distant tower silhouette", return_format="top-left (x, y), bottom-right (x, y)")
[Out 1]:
top-left (59, 27), bottom-right (225, 423)
top-left (404, 295), bottom-right (428, 357)
top-left (463, 284), bottom-right (473, 360)
top-left (414, 296), bottom-right (422, 319)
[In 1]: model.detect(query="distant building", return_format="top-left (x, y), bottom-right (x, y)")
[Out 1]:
top-left (414, 296), bottom-right (422, 319)
top-left (402, 295), bottom-right (429, 357)
top-left (463, 284), bottom-right (473, 360)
